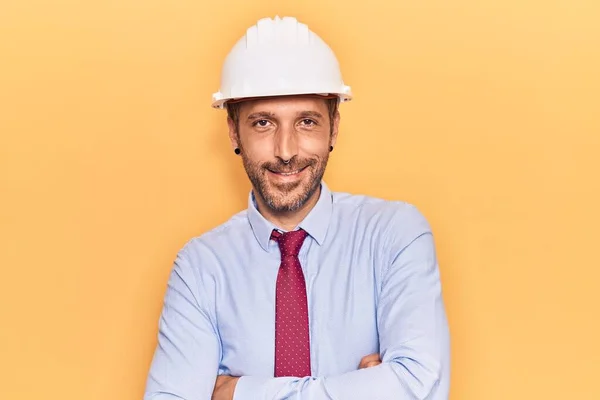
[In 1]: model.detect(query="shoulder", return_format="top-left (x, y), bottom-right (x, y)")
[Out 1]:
top-left (331, 188), bottom-right (432, 242)
top-left (175, 209), bottom-right (250, 266)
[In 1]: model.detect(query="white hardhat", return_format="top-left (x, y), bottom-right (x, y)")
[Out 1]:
top-left (211, 16), bottom-right (352, 109)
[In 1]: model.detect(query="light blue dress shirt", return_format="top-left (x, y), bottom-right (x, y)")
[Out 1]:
top-left (144, 181), bottom-right (450, 399)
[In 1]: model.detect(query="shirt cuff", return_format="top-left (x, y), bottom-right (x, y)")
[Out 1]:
top-left (233, 376), bottom-right (270, 400)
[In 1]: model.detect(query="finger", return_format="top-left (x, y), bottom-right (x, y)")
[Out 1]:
top-left (362, 353), bottom-right (380, 362)
top-left (358, 354), bottom-right (380, 369)
top-left (359, 353), bottom-right (380, 365)
top-left (214, 375), bottom-right (230, 387)
top-left (365, 361), bottom-right (381, 368)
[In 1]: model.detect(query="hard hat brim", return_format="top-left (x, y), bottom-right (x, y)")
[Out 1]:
top-left (212, 91), bottom-right (352, 109)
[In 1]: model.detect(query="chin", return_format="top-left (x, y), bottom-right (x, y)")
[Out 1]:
top-left (249, 164), bottom-right (324, 213)
top-left (264, 180), bottom-right (317, 211)
top-left (265, 189), bottom-right (307, 212)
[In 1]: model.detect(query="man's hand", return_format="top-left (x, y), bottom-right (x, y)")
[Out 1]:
top-left (212, 375), bottom-right (240, 400)
top-left (358, 353), bottom-right (382, 369)
top-left (211, 353), bottom-right (379, 399)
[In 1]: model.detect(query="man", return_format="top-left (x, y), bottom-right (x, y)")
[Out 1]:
top-left (144, 16), bottom-right (450, 400)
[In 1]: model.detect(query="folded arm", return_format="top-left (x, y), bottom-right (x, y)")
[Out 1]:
top-left (232, 231), bottom-right (450, 400)
top-left (144, 248), bottom-right (221, 400)
top-left (144, 211), bottom-right (450, 400)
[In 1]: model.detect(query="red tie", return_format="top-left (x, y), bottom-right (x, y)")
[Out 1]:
top-left (271, 228), bottom-right (311, 377)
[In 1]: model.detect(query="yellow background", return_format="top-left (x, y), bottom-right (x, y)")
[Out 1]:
top-left (1, 0), bottom-right (599, 399)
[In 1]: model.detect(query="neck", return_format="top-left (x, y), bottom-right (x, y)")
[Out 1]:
top-left (255, 186), bottom-right (321, 231)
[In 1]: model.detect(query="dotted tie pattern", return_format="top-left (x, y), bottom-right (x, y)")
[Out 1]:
top-left (271, 228), bottom-right (311, 377)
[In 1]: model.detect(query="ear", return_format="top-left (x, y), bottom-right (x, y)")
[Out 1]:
top-left (330, 110), bottom-right (341, 148)
top-left (227, 117), bottom-right (239, 150)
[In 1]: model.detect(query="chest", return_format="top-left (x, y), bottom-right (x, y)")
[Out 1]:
top-left (213, 242), bottom-right (384, 376)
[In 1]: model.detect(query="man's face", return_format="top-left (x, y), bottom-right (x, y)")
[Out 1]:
top-left (228, 95), bottom-right (339, 213)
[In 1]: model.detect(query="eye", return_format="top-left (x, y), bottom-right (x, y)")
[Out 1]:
top-left (299, 119), bottom-right (316, 127)
top-left (252, 119), bottom-right (271, 128)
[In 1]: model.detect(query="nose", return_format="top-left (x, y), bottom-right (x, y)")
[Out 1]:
top-left (274, 122), bottom-right (298, 163)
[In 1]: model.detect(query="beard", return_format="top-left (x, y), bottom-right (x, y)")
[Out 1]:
top-left (240, 150), bottom-right (329, 213)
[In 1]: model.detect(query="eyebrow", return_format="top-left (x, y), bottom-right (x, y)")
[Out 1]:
top-left (246, 112), bottom-right (275, 120)
top-left (247, 111), bottom-right (323, 121)
top-left (245, 110), bottom-right (325, 121)
top-left (297, 111), bottom-right (324, 119)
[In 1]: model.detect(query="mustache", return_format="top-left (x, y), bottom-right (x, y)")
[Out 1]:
top-left (262, 157), bottom-right (317, 173)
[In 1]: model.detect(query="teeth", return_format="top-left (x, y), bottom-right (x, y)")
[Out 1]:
top-left (280, 170), bottom-right (300, 176)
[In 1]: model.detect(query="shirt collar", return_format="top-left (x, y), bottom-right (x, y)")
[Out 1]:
top-left (247, 181), bottom-right (333, 251)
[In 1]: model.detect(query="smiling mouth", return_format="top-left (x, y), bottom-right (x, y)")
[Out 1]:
top-left (268, 166), bottom-right (308, 176)
top-left (278, 169), bottom-right (301, 176)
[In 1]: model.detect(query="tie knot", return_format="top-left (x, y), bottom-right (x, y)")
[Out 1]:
top-left (271, 229), bottom-right (308, 257)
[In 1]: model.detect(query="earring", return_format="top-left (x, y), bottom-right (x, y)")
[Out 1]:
top-left (234, 148), bottom-right (241, 155)
top-left (329, 145), bottom-right (334, 152)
